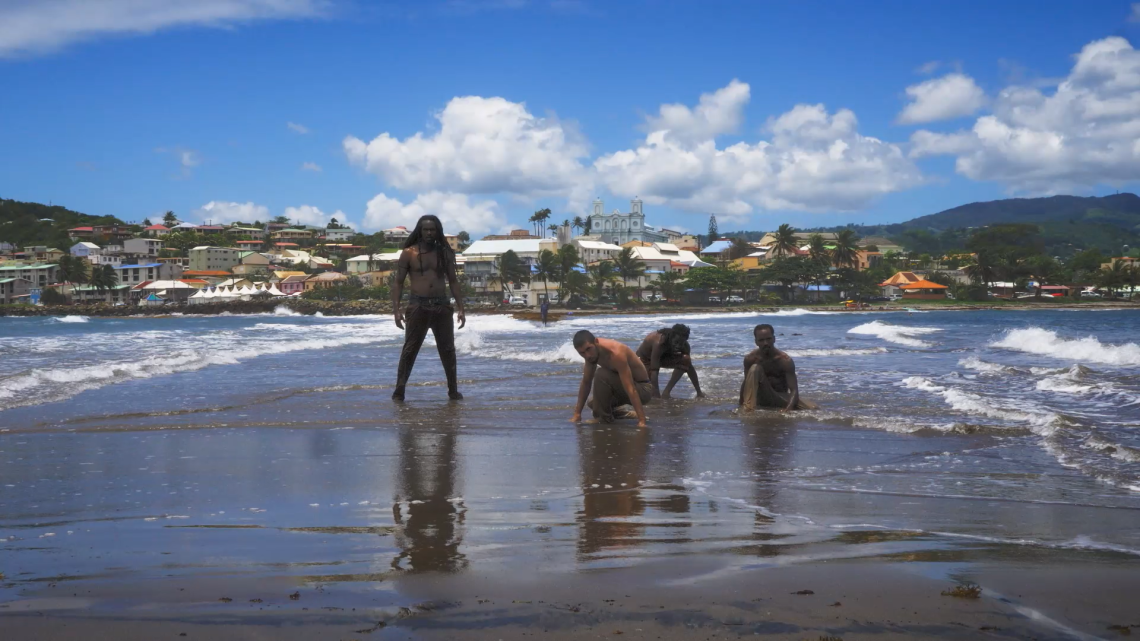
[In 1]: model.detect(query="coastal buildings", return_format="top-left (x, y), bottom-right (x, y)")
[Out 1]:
top-left (123, 238), bottom-right (163, 260)
top-left (113, 263), bottom-right (183, 287)
top-left (304, 271), bottom-right (349, 290)
top-left (144, 224), bottom-right (170, 237)
top-left (383, 226), bottom-right (410, 243)
top-left (277, 274), bottom-right (308, 295)
top-left (70, 242), bottom-right (121, 266)
top-left (346, 252), bottom-right (401, 274)
top-left (574, 239), bottom-right (623, 264)
top-left (0, 263), bottom-right (58, 287)
top-left (324, 226), bottom-right (355, 242)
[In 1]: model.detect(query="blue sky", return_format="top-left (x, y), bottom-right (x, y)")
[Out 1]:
top-left (2, 0), bottom-right (1140, 236)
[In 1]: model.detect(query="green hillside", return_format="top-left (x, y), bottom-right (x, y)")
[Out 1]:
top-left (0, 198), bottom-right (126, 251)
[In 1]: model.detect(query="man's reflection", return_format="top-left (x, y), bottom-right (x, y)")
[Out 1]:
top-left (391, 421), bottom-right (467, 573)
top-left (576, 425), bottom-right (649, 558)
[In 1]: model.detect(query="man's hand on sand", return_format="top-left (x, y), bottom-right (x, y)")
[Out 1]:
top-left (394, 309), bottom-right (405, 330)
top-left (457, 309), bottom-right (466, 329)
top-left (636, 419), bottom-right (647, 428)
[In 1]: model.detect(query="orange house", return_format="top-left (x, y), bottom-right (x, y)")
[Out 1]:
top-left (899, 279), bottom-right (949, 300)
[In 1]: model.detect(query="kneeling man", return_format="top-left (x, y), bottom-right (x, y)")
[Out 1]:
top-left (571, 330), bottom-right (652, 428)
top-left (740, 324), bottom-right (819, 412)
top-left (636, 324), bottom-right (705, 399)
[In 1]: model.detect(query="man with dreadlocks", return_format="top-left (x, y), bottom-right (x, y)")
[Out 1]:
top-left (391, 215), bottom-right (466, 401)
top-left (635, 323), bottom-right (705, 399)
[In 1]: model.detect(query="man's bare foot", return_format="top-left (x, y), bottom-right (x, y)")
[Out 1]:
top-left (661, 392), bottom-right (672, 399)
top-left (448, 390), bottom-right (464, 400)
top-left (392, 387), bottom-right (405, 401)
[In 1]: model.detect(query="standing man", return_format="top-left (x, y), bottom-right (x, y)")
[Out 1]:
top-left (636, 323), bottom-right (705, 399)
top-left (540, 298), bottom-right (550, 326)
top-left (392, 215), bottom-right (466, 401)
top-left (739, 324), bottom-right (818, 411)
top-left (570, 330), bottom-right (652, 428)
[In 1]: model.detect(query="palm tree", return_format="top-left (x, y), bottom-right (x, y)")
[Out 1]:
top-left (964, 253), bottom-right (996, 288)
top-left (534, 249), bottom-right (559, 302)
top-left (528, 212), bottom-right (538, 236)
top-left (1126, 263), bottom-right (1140, 300)
top-left (1097, 259), bottom-right (1128, 298)
top-left (495, 249), bottom-right (529, 301)
top-left (1029, 255), bottom-right (1061, 301)
top-left (830, 229), bottom-right (860, 269)
top-left (571, 216), bottom-right (585, 235)
top-left (807, 233), bottom-right (828, 263)
top-left (587, 260), bottom-right (618, 300)
top-left (613, 247), bottom-right (647, 300)
top-left (548, 223), bottom-right (559, 238)
top-left (563, 270), bottom-right (590, 303)
top-left (654, 270), bottom-right (684, 302)
top-left (556, 243), bottom-right (580, 303)
top-left (770, 224), bottom-right (798, 259)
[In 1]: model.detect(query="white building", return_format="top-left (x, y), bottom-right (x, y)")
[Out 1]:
top-left (585, 198), bottom-right (669, 246)
top-left (346, 252), bottom-right (402, 274)
top-left (113, 263), bottom-right (183, 287)
top-left (461, 238), bottom-right (558, 296)
top-left (71, 241), bottom-right (122, 266)
top-left (573, 239), bottom-right (622, 264)
top-left (0, 263), bottom-right (59, 288)
top-left (383, 226), bottom-right (410, 242)
top-left (325, 227), bottom-right (356, 242)
top-left (189, 246), bottom-right (243, 272)
top-left (124, 238), bottom-right (164, 260)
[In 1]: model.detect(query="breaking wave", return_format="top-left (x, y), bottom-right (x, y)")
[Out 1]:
top-left (787, 347), bottom-right (889, 357)
top-left (993, 327), bottom-right (1140, 367)
top-left (958, 356), bottom-right (1018, 375)
top-left (901, 376), bottom-right (1059, 435)
top-left (848, 321), bottom-right (942, 347)
top-left (51, 315), bottom-right (89, 324)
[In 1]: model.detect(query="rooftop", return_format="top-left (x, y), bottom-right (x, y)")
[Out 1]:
top-left (463, 238), bottom-right (550, 256)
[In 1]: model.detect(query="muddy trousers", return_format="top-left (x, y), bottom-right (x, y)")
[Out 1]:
top-left (590, 367), bottom-right (653, 423)
top-left (395, 304), bottom-right (459, 394)
top-left (741, 364), bottom-right (818, 411)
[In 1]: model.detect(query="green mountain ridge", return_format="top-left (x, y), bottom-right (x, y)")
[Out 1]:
top-left (1, 197), bottom-right (127, 251)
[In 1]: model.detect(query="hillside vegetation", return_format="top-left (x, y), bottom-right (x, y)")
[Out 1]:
top-left (0, 198), bottom-right (125, 251)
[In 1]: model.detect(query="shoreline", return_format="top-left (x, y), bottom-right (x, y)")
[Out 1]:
top-left (1, 299), bottom-right (1137, 320)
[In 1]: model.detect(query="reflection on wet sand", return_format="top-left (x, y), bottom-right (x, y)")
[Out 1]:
top-left (391, 406), bottom-right (467, 574)
top-left (576, 426), bottom-right (649, 558)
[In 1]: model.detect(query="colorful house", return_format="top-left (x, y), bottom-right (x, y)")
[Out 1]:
top-left (899, 279), bottom-right (949, 300)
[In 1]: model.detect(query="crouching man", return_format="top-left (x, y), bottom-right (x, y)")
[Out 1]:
top-left (570, 330), bottom-right (651, 428)
top-left (740, 324), bottom-right (819, 412)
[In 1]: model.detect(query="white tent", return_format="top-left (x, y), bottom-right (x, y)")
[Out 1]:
top-left (266, 284), bottom-right (285, 297)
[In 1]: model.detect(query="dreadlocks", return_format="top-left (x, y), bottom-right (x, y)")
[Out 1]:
top-left (403, 215), bottom-right (456, 277)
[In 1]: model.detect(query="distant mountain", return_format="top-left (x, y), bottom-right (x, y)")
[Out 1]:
top-left (894, 193), bottom-right (1140, 232)
top-left (0, 198), bottom-right (126, 250)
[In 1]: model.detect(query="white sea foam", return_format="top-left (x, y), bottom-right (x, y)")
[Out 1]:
top-left (848, 321), bottom-right (942, 347)
top-left (52, 315), bottom-right (89, 324)
top-left (787, 347), bottom-right (888, 357)
top-left (901, 376), bottom-right (1058, 434)
top-left (273, 305), bottom-right (301, 316)
top-left (958, 356), bottom-right (1017, 375)
top-left (1083, 435), bottom-right (1140, 463)
top-left (993, 327), bottom-right (1140, 366)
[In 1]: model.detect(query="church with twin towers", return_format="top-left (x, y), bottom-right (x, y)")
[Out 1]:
top-left (585, 197), bottom-right (672, 246)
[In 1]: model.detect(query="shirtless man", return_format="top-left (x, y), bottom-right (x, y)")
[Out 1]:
top-left (635, 324), bottom-right (705, 399)
top-left (739, 324), bottom-right (818, 412)
top-left (391, 215), bottom-right (466, 401)
top-left (570, 330), bottom-right (652, 428)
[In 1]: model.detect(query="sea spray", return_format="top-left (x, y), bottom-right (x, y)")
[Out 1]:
top-left (993, 327), bottom-right (1140, 366)
top-left (848, 321), bottom-right (942, 347)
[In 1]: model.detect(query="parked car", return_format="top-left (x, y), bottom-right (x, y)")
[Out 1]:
top-left (867, 296), bottom-right (890, 302)
top-left (707, 296), bottom-right (721, 304)
top-left (1080, 290), bottom-right (1102, 298)
top-left (509, 296), bottom-right (528, 307)
top-left (725, 295), bottom-right (744, 303)
top-left (887, 294), bottom-right (902, 301)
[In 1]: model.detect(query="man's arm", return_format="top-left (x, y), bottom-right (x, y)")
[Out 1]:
top-left (571, 362), bottom-right (597, 422)
top-left (614, 354), bottom-right (647, 428)
top-left (392, 249), bottom-right (410, 329)
top-left (647, 338), bottom-right (665, 396)
top-left (445, 254), bottom-right (466, 329)
top-left (739, 353), bottom-right (756, 405)
top-left (781, 357), bottom-right (800, 412)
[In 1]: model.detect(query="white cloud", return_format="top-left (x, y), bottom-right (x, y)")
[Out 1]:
top-left (155, 147), bottom-right (201, 178)
top-left (593, 82), bottom-right (922, 216)
top-left (344, 95), bottom-right (592, 211)
top-left (363, 192), bottom-right (505, 235)
top-left (897, 73), bottom-right (986, 124)
top-left (0, 0), bottom-right (326, 58)
top-left (287, 121), bottom-right (310, 134)
top-left (301, 161), bottom-right (322, 172)
top-left (192, 201), bottom-right (270, 224)
top-left (916, 60), bottom-right (941, 75)
top-left (910, 36), bottom-right (1140, 193)
top-left (283, 205), bottom-right (347, 227)
top-left (643, 79), bottom-right (750, 144)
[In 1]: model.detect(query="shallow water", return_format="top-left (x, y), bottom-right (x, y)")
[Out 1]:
top-left (1, 308), bottom-right (1139, 600)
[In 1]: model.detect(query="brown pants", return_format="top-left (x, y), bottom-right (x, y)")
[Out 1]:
top-left (590, 366), bottom-right (653, 423)
top-left (741, 364), bottom-right (818, 411)
top-left (396, 304), bottom-right (458, 393)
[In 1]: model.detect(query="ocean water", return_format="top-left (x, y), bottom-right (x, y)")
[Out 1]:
top-left (1, 307), bottom-right (1139, 597)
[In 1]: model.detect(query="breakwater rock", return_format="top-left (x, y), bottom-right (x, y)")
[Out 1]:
top-left (0, 299), bottom-right (394, 317)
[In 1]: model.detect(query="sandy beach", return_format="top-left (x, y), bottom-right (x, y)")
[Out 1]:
top-left (2, 308), bottom-right (1139, 640)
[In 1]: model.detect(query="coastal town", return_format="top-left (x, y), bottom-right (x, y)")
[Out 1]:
top-left (2, 197), bottom-right (1139, 310)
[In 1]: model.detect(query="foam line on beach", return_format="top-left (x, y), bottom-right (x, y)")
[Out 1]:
top-left (901, 376), bottom-right (1060, 435)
